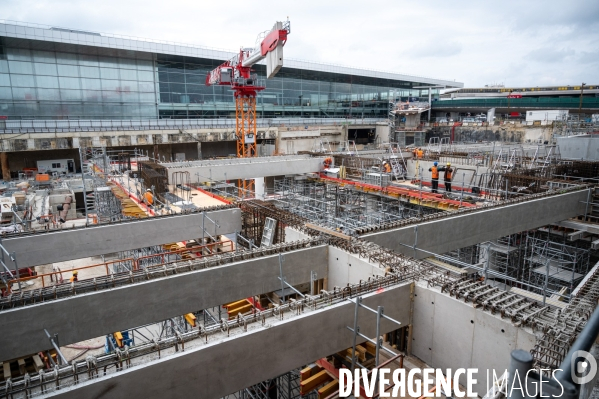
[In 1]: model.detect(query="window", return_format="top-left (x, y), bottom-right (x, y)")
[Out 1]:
top-left (8, 61), bottom-right (33, 74)
top-left (57, 64), bottom-right (79, 77)
top-left (35, 63), bottom-right (58, 76)
top-left (52, 163), bottom-right (61, 168)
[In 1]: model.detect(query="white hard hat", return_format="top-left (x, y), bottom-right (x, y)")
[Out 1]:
top-left (146, 189), bottom-right (151, 192)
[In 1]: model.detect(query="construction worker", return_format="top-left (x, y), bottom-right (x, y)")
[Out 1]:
top-left (143, 189), bottom-right (154, 207)
top-left (417, 148), bottom-right (424, 159)
top-left (438, 162), bottom-right (454, 192)
top-left (69, 271), bottom-right (78, 283)
top-left (383, 161), bottom-right (392, 173)
top-left (428, 161), bottom-right (439, 193)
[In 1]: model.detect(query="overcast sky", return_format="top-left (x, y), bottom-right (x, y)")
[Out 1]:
top-left (1, 0), bottom-right (598, 88)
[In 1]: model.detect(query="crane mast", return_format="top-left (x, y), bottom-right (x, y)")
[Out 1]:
top-left (206, 20), bottom-right (290, 198)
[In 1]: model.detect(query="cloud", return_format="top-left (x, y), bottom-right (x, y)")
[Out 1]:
top-left (578, 50), bottom-right (599, 64)
top-left (526, 47), bottom-right (576, 63)
top-left (0, 0), bottom-right (597, 87)
top-left (410, 41), bottom-right (463, 58)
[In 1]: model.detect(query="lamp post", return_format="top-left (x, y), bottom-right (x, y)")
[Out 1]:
top-left (579, 83), bottom-right (586, 114)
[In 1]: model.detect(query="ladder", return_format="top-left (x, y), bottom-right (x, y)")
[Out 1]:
top-left (318, 139), bottom-right (333, 154)
top-left (261, 217), bottom-right (277, 247)
top-left (345, 140), bottom-right (358, 155)
top-left (388, 143), bottom-right (407, 181)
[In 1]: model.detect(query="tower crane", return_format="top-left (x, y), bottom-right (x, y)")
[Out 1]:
top-left (206, 19), bottom-right (290, 197)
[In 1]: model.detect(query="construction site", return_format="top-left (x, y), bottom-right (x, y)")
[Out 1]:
top-left (0, 18), bottom-right (599, 399)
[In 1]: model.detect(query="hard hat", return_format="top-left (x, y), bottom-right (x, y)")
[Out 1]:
top-left (146, 189), bottom-right (151, 192)
top-left (434, 162), bottom-right (438, 166)
top-left (447, 162), bottom-right (451, 166)
top-left (73, 271), bottom-right (78, 275)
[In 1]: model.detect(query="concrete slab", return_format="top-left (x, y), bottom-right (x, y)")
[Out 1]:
top-left (363, 189), bottom-right (589, 258)
top-left (45, 282), bottom-right (413, 399)
top-left (0, 245), bottom-right (328, 361)
top-left (2, 207), bottom-right (242, 268)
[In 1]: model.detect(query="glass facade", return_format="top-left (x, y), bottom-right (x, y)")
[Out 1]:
top-left (0, 36), bottom-right (438, 120)
top-left (156, 54), bottom-right (432, 119)
top-left (0, 38), bottom-right (157, 119)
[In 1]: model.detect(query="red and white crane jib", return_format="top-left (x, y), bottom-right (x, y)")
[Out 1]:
top-left (205, 19), bottom-right (290, 87)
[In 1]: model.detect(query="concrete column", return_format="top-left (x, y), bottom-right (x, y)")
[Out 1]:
top-left (255, 177), bottom-right (265, 200)
top-left (197, 142), bottom-right (202, 160)
top-left (428, 90), bottom-right (432, 122)
top-left (405, 114), bottom-right (420, 128)
top-left (1, 152), bottom-right (9, 181)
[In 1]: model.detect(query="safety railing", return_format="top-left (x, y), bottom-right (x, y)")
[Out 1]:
top-left (0, 117), bottom-right (385, 133)
top-left (2, 240), bottom-right (234, 294)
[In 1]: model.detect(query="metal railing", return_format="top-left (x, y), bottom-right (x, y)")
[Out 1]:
top-left (0, 117), bottom-right (385, 133)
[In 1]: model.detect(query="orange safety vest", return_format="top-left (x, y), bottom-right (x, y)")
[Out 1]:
top-left (445, 168), bottom-right (453, 180)
top-left (431, 166), bottom-right (439, 179)
top-left (417, 150), bottom-right (423, 158)
top-left (384, 164), bottom-right (391, 173)
top-left (144, 192), bottom-right (154, 205)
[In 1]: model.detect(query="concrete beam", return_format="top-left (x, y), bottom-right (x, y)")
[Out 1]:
top-left (553, 220), bottom-right (599, 235)
top-left (0, 245), bottom-right (328, 361)
top-left (162, 155), bottom-right (325, 182)
top-left (47, 282), bottom-right (412, 399)
top-left (362, 189), bottom-right (589, 258)
top-left (1, 208), bottom-right (242, 268)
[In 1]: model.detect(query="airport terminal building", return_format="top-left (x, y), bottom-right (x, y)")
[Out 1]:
top-left (0, 21), bottom-right (462, 121)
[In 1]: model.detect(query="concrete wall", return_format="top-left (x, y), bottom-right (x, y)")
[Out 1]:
top-left (557, 136), bottom-right (599, 161)
top-left (363, 189), bottom-right (590, 258)
top-left (0, 245), bottom-right (328, 361)
top-left (284, 227), bottom-right (311, 242)
top-left (48, 282), bottom-right (413, 399)
top-left (276, 126), bottom-right (346, 154)
top-left (412, 285), bottom-right (536, 396)
top-left (425, 125), bottom-right (552, 144)
top-left (201, 141), bottom-right (237, 158)
top-left (406, 158), bottom-right (489, 185)
top-left (327, 246), bottom-right (385, 288)
top-left (2, 208), bottom-right (242, 268)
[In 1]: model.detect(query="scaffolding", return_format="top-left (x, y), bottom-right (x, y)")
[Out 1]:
top-left (439, 227), bottom-right (593, 300)
top-left (484, 233), bottom-right (526, 284)
top-left (271, 177), bottom-right (435, 235)
top-left (224, 368), bottom-right (317, 399)
top-left (524, 232), bottom-right (591, 297)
